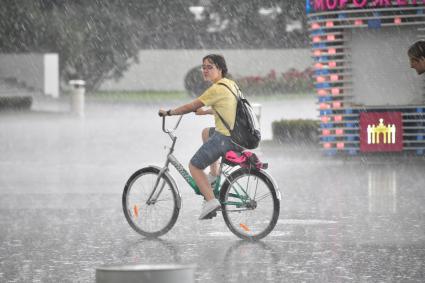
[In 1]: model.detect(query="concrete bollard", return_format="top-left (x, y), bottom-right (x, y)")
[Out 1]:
top-left (69, 80), bottom-right (86, 117)
top-left (96, 264), bottom-right (196, 283)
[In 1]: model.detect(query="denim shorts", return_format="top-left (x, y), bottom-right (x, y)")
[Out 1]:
top-left (190, 128), bottom-right (241, 170)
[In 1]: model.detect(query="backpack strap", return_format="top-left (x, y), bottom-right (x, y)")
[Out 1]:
top-left (218, 82), bottom-right (249, 105)
top-left (218, 83), bottom-right (245, 100)
top-left (215, 82), bottom-right (240, 132)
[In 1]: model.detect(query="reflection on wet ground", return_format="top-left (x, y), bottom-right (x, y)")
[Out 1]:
top-left (1, 102), bottom-right (425, 282)
top-left (1, 198), bottom-right (425, 282)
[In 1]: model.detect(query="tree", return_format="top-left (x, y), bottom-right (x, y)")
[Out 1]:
top-left (0, 0), bottom-right (309, 91)
top-left (0, 0), bottom-right (151, 90)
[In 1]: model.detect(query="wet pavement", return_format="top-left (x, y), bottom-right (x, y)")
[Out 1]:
top-left (1, 98), bottom-right (425, 282)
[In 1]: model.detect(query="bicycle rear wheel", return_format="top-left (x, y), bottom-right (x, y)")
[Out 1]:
top-left (122, 166), bottom-right (180, 237)
top-left (220, 168), bottom-right (280, 240)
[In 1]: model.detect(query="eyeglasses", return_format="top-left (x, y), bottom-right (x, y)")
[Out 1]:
top-left (201, 64), bottom-right (215, 71)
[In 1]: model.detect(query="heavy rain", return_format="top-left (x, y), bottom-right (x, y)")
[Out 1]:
top-left (1, 1), bottom-right (425, 282)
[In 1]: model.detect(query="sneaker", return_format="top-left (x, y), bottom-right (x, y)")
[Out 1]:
top-left (199, 199), bottom-right (221, 220)
top-left (200, 200), bottom-right (218, 219)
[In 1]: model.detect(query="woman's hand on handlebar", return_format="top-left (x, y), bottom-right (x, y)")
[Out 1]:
top-left (158, 109), bottom-right (170, 117)
top-left (159, 100), bottom-right (204, 117)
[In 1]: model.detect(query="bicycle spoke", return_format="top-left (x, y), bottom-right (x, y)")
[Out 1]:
top-left (254, 192), bottom-right (272, 202)
top-left (153, 198), bottom-right (173, 203)
top-left (252, 177), bottom-right (259, 200)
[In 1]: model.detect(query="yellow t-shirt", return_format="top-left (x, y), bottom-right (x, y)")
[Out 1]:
top-left (198, 78), bottom-right (238, 136)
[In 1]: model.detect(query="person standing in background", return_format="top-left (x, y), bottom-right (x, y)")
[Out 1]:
top-left (408, 40), bottom-right (425, 75)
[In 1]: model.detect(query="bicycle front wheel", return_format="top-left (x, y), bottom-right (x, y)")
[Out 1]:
top-left (220, 168), bottom-right (280, 241)
top-left (122, 166), bottom-right (180, 238)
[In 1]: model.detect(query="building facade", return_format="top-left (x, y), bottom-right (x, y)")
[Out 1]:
top-left (307, 0), bottom-right (425, 155)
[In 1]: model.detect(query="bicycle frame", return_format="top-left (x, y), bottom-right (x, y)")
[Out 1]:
top-left (167, 152), bottom-right (223, 195)
top-left (166, 151), bottom-right (245, 203)
top-left (147, 115), bottom-right (251, 206)
top-left (146, 116), bottom-right (218, 202)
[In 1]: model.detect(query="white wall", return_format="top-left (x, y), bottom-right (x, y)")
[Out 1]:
top-left (100, 49), bottom-right (312, 91)
top-left (44, 54), bottom-right (59, 97)
top-left (350, 27), bottom-right (423, 105)
top-left (0, 53), bottom-right (59, 97)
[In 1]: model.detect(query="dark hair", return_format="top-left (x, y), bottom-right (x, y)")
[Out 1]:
top-left (408, 40), bottom-right (425, 59)
top-left (203, 54), bottom-right (228, 77)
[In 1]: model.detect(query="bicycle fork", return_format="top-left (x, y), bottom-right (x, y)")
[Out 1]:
top-left (145, 152), bottom-right (188, 205)
top-left (146, 164), bottom-right (170, 205)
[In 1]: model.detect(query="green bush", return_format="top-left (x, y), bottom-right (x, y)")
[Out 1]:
top-left (272, 119), bottom-right (319, 144)
top-left (0, 96), bottom-right (32, 111)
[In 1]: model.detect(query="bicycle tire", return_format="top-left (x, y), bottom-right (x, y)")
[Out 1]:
top-left (122, 166), bottom-right (181, 238)
top-left (220, 168), bottom-right (280, 241)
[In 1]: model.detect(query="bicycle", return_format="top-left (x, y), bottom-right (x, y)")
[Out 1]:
top-left (122, 115), bottom-right (281, 240)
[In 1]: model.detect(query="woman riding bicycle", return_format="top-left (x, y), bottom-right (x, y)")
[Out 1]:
top-left (159, 54), bottom-right (241, 220)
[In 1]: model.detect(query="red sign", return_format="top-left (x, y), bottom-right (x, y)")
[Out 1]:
top-left (359, 112), bottom-right (403, 152)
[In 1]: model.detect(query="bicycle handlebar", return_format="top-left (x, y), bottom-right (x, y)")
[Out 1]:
top-left (162, 115), bottom-right (183, 134)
